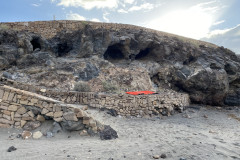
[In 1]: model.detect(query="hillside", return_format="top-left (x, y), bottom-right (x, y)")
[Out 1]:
top-left (0, 20), bottom-right (240, 106)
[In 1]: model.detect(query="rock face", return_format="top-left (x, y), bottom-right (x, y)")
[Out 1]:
top-left (0, 22), bottom-right (240, 106)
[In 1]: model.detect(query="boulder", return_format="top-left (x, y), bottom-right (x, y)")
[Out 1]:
top-left (60, 120), bottom-right (85, 131)
top-left (23, 121), bottom-right (41, 131)
top-left (99, 125), bottom-right (118, 140)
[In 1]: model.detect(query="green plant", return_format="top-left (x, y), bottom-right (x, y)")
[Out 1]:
top-left (102, 81), bottom-right (118, 93)
top-left (74, 81), bottom-right (91, 92)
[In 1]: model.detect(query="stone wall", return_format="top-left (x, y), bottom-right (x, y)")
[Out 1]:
top-left (0, 84), bottom-right (101, 133)
top-left (1, 78), bottom-right (190, 117)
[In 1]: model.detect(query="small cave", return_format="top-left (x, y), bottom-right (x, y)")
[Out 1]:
top-left (224, 63), bottom-right (236, 75)
top-left (183, 55), bottom-right (196, 65)
top-left (104, 44), bottom-right (124, 61)
top-left (31, 37), bottom-right (41, 51)
top-left (135, 48), bottom-right (151, 60)
top-left (57, 42), bottom-right (72, 57)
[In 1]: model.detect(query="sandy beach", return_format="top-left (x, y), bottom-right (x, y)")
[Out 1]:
top-left (0, 105), bottom-right (240, 160)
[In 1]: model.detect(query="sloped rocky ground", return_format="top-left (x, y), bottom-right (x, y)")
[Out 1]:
top-left (0, 23), bottom-right (240, 107)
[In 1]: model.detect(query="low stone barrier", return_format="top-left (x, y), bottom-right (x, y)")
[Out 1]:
top-left (1, 78), bottom-right (190, 117)
top-left (0, 84), bottom-right (102, 133)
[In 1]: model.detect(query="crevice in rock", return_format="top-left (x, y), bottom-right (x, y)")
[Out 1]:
top-left (104, 44), bottom-right (124, 61)
top-left (57, 42), bottom-right (72, 57)
top-left (135, 48), bottom-right (151, 60)
top-left (183, 55), bottom-right (196, 65)
top-left (31, 37), bottom-right (41, 51)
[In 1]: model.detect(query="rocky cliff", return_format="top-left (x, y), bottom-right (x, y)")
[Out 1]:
top-left (0, 21), bottom-right (239, 106)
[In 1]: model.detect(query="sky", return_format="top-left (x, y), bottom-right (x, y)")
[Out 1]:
top-left (0, 0), bottom-right (240, 54)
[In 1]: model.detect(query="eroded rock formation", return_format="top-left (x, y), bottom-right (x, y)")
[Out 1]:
top-left (0, 21), bottom-right (239, 106)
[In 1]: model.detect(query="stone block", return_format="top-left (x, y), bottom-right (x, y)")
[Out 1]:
top-left (22, 117), bottom-right (35, 121)
top-left (0, 118), bottom-right (14, 124)
top-left (89, 119), bottom-right (97, 127)
top-left (76, 110), bottom-right (84, 118)
top-left (14, 118), bottom-right (21, 121)
top-left (22, 113), bottom-right (29, 117)
top-left (0, 89), bottom-right (4, 99)
top-left (14, 112), bottom-right (21, 118)
top-left (31, 98), bottom-right (38, 104)
top-left (17, 107), bottom-right (27, 115)
top-left (19, 100), bottom-right (28, 105)
top-left (3, 110), bottom-right (11, 116)
top-left (54, 117), bottom-right (63, 122)
top-left (54, 111), bottom-right (63, 118)
top-left (12, 95), bottom-right (17, 103)
top-left (0, 123), bottom-right (11, 128)
top-left (2, 91), bottom-right (9, 101)
top-left (27, 111), bottom-right (35, 118)
top-left (41, 108), bottom-right (49, 114)
top-left (7, 92), bottom-right (15, 102)
top-left (20, 120), bottom-right (27, 127)
top-left (11, 112), bottom-right (14, 121)
top-left (74, 108), bottom-right (81, 113)
top-left (42, 102), bottom-right (48, 108)
top-left (8, 105), bottom-right (18, 111)
top-left (72, 96), bottom-right (77, 102)
top-left (63, 112), bottom-right (78, 121)
top-left (15, 121), bottom-right (20, 126)
top-left (83, 119), bottom-right (90, 125)
top-left (0, 105), bottom-right (8, 110)
top-left (3, 114), bottom-right (11, 121)
top-left (46, 112), bottom-right (54, 117)
top-left (36, 115), bottom-right (45, 122)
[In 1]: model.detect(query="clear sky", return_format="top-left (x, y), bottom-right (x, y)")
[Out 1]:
top-left (1, 0), bottom-right (240, 53)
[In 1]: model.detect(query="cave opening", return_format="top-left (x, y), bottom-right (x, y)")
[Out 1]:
top-left (57, 42), bottom-right (72, 57)
top-left (135, 48), bottom-right (151, 60)
top-left (104, 44), bottom-right (124, 60)
top-left (31, 37), bottom-right (41, 51)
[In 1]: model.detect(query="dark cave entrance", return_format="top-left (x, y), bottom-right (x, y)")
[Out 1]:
top-left (57, 42), bottom-right (72, 57)
top-left (104, 44), bottom-right (124, 61)
top-left (135, 48), bottom-right (151, 60)
top-left (31, 37), bottom-right (41, 51)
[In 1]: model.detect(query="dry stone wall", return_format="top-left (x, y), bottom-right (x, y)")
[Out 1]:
top-left (1, 78), bottom-right (190, 117)
top-left (0, 84), bottom-right (102, 133)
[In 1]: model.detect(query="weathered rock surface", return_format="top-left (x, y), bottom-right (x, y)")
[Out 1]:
top-left (0, 22), bottom-right (240, 106)
top-left (23, 121), bottom-right (41, 131)
top-left (60, 120), bottom-right (85, 131)
top-left (99, 125), bottom-right (118, 140)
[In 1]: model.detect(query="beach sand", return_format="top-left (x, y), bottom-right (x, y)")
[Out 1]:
top-left (0, 105), bottom-right (240, 160)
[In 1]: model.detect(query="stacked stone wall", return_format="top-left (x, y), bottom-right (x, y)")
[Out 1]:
top-left (0, 84), bottom-right (101, 132)
top-left (1, 78), bottom-right (190, 117)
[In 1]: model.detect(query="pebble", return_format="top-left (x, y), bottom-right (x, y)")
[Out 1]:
top-left (33, 131), bottom-right (43, 139)
top-left (160, 153), bottom-right (167, 159)
top-left (203, 114), bottom-right (208, 118)
top-left (153, 155), bottom-right (160, 159)
top-left (7, 146), bottom-right (17, 152)
top-left (46, 132), bottom-right (53, 138)
top-left (21, 131), bottom-right (32, 140)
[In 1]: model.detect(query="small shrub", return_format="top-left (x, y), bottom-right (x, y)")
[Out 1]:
top-left (102, 81), bottom-right (118, 93)
top-left (74, 81), bottom-right (91, 92)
